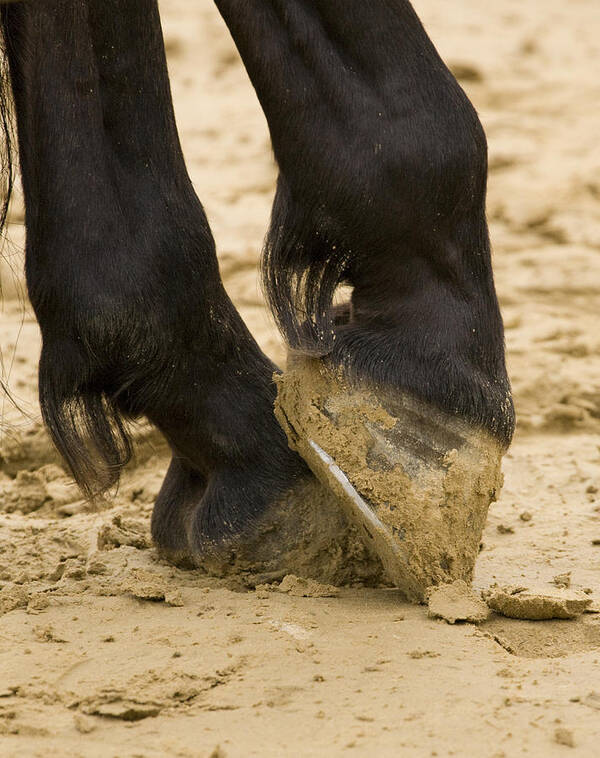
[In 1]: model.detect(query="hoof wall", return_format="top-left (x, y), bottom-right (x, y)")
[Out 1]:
top-left (275, 357), bottom-right (506, 602)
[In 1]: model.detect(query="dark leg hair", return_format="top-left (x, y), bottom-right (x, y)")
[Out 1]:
top-left (1, 0), bottom-right (307, 552)
top-left (0, 34), bottom-right (12, 260)
top-left (214, 0), bottom-right (515, 444)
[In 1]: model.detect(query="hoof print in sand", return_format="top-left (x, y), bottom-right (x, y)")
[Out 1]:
top-left (275, 358), bottom-right (506, 602)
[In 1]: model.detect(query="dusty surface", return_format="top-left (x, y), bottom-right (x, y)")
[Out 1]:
top-left (276, 358), bottom-right (504, 601)
top-left (1, 0), bottom-right (600, 755)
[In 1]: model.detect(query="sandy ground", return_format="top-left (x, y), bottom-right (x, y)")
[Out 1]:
top-left (1, 0), bottom-right (600, 755)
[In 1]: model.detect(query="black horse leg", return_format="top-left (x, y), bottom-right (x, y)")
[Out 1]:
top-left (0, 0), bottom-right (309, 558)
top-left (214, 0), bottom-right (514, 443)
top-left (214, 0), bottom-right (515, 594)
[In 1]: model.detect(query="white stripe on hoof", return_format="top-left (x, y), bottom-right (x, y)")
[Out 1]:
top-left (308, 438), bottom-right (411, 577)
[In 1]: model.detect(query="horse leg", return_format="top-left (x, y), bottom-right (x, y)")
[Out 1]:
top-left (215, 0), bottom-right (515, 597)
top-left (0, 0), bottom-right (379, 582)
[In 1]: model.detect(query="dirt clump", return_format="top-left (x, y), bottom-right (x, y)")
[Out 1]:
top-left (73, 714), bottom-right (97, 734)
top-left (484, 585), bottom-right (592, 620)
top-left (0, 423), bottom-right (61, 477)
top-left (79, 696), bottom-right (162, 722)
top-left (97, 515), bottom-right (152, 551)
top-left (0, 583), bottom-right (28, 615)
top-left (0, 464), bottom-right (78, 516)
top-left (554, 727), bottom-right (576, 748)
top-left (27, 592), bottom-right (50, 612)
top-left (120, 568), bottom-right (171, 602)
top-left (118, 566), bottom-right (183, 605)
top-left (552, 572), bottom-right (571, 588)
top-left (277, 574), bottom-right (340, 598)
top-left (427, 580), bottom-right (490, 624)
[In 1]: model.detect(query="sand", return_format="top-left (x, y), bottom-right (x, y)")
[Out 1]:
top-left (1, 0), bottom-right (600, 755)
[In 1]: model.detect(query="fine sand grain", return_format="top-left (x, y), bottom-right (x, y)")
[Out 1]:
top-left (1, 0), bottom-right (600, 755)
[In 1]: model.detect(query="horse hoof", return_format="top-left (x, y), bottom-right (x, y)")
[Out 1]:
top-left (193, 476), bottom-right (385, 587)
top-left (152, 458), bottom-right (385, 586)
top-left (274, 356), bottom-right (507, 602)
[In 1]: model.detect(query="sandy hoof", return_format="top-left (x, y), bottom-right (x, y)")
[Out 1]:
top-left (275, 356), bottom-right (506, 602)
top-left (185, 476), bottom-right (385, 588)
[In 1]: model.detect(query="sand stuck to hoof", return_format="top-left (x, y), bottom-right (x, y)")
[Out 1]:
top-left (427, 580), bottom-right (490, 624)
top-left (275, 357), bottom-right (506, 602)
top-left (190, 475), bottom-right (385, 588)
top-left (484, 585), bottom-right (592, 620)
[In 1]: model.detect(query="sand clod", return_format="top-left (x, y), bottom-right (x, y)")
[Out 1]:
top-left (164, 589), bottom-right (185, 607)
top-left (80, 698), bottom-right (162, 721)
top-left (97, 515), bottom-right (151, 551)
top-left (552, 572), bottom-right (571, 588)
top-left (554, 728), bottom-right (576, 748)
top-left (484, 585), bottom-right (592, 620)
top-left (120, 568), bottom-right (168, 601)
top-left (277, 574), bottom-right (340, 598)
top-left (427, 580), bottom-right (490, 624)
top-left (0, 583), bottom-right (28, 615)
